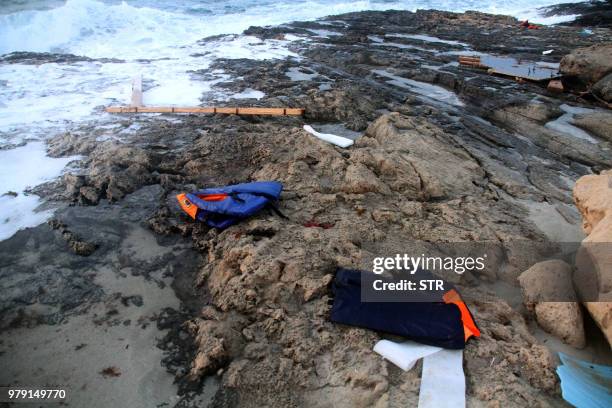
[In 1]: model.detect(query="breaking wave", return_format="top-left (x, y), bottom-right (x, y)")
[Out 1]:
top-left (0, 0), bottom-right (579, 58)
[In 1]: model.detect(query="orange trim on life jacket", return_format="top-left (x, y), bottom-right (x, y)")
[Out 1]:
top-left (197, 193), bottom-right (228, 202)
top-left (176, 193), bottom-right (198, 220)
top-left (443, 289), bottom-right (481, 342)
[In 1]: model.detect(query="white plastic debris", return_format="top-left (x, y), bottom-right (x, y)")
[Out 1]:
top-left (373, 340), bottom-right (442, 371)
top-left (374, 340), bottom-right (465, 408)
top-left (542, 49), bottom-right (554, 55)
top-left (419, 349), bottom-right (465, 408)
top-left (303, 125), bottom-right (354, 148)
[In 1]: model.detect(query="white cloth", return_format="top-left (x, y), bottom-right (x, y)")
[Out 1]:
top-left (419, 348), bottom-right (465, 408)
top-left (373, 340), bottom-right (442, 371)
top-left (374, 340), bottom-right (465, 408)
top-left (303, 125), bottom-right (354, 148)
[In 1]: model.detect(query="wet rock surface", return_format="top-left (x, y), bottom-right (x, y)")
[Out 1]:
top-left (2, 8), bottom-right (612, 408)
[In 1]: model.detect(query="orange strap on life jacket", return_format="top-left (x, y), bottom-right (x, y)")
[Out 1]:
top-left (443, 289), bottom-right (481, 342)
top-left (176, 193), bottom-right (198, 219)
top-left (176, 192), bottom-right (230, 220)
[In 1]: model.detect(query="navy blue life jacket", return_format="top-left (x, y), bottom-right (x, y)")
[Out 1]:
top-left (330, 268), bottom-right (479, 349)
top-left (176, 181), bottom-right (283, 229)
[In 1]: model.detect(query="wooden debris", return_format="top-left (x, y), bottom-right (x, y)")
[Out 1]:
top-left (458, 54), bottom-right (561, 82)
top-left (547, 79), bottom-right (564, 93)
top-left (105, 106), bottom-right (305, 116)
top-left (107, 74), bottom-right (304, 116)
top-left (458, 56), bottom-right (485, 68)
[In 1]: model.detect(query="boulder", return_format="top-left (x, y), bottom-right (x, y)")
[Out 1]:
top-left (533, 302), bottom-right (585, 348)
top-left (572, 111), bottom-right (612, 142)
top-left (573, 171), bottom-right (612, 347)
top-left (583, 302), bottom-right (612, 346)
top-left (572, 170), bottom-right (612, 235)
top-left (518, 260), bottom-right (577, 305)
top-left (574, 215), bottom-right (612, 302)
top-left (518, 260), bottom-right (585, 348)
top-left (593, 72), bottom-right (612, 102)
top-left (560, 44), bottom-right (612, 84)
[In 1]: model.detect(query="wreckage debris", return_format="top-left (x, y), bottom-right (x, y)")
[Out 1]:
top-left (106, 75), bottom-right (304, 116)
top-left (557, 353), bottom-right (612, 408)
top-left (459, 55), bottom-right (560, 81)
top-left (303, 124), bottom-right (354, 148)
top-left (375, 340), bottom-right (466, 408)
top-left (106, 106), bottom-right (305, 115)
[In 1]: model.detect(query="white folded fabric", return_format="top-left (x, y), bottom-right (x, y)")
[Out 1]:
top-left (373, 340), bottom-right (442, 371)
top-left (303, 125), bottom-right (354, 148)
top-left (373, 340), bottom-right (465, 408)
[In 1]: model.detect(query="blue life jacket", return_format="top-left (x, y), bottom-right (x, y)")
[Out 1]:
top-left (330, 268), bottom-right (479, 349)
top-left (176, 181), bottom-right (283, 229)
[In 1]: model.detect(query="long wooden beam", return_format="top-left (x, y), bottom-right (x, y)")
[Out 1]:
top-left (105, 106), bottom-right (305, 116)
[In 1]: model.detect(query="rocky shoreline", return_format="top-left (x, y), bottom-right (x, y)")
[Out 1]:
top-left (1, 6), bottom-right (612, 408)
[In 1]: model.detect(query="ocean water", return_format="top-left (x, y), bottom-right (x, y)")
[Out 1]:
top-left (0, 0), bottom-right (578, 240)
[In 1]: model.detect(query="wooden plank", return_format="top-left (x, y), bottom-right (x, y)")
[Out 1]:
top-left (174, 107), bottom-right (216, 113)
top-left (238, 107), bottom-right (286, 115)
top-left (215, 107), bottom-right (239, 114)
top-left (130, 74), bottom-right (143, 107)
top-left (105, 106), bottom-right (305, 116)
top-left (137, 106), bottom-right (173, 113)
top-left (285, 108), bottom-right (305, 115)
top-left (458, 56), bottom-right (484, 68)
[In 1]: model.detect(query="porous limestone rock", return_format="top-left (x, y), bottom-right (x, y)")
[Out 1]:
top-left (573, 171), bottom-right (612, 347)
top-left (518, 260), bottom-right (585, 348)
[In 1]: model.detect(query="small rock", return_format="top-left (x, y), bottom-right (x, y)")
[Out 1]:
top-left (518, 260), bottom-right (585, 348)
